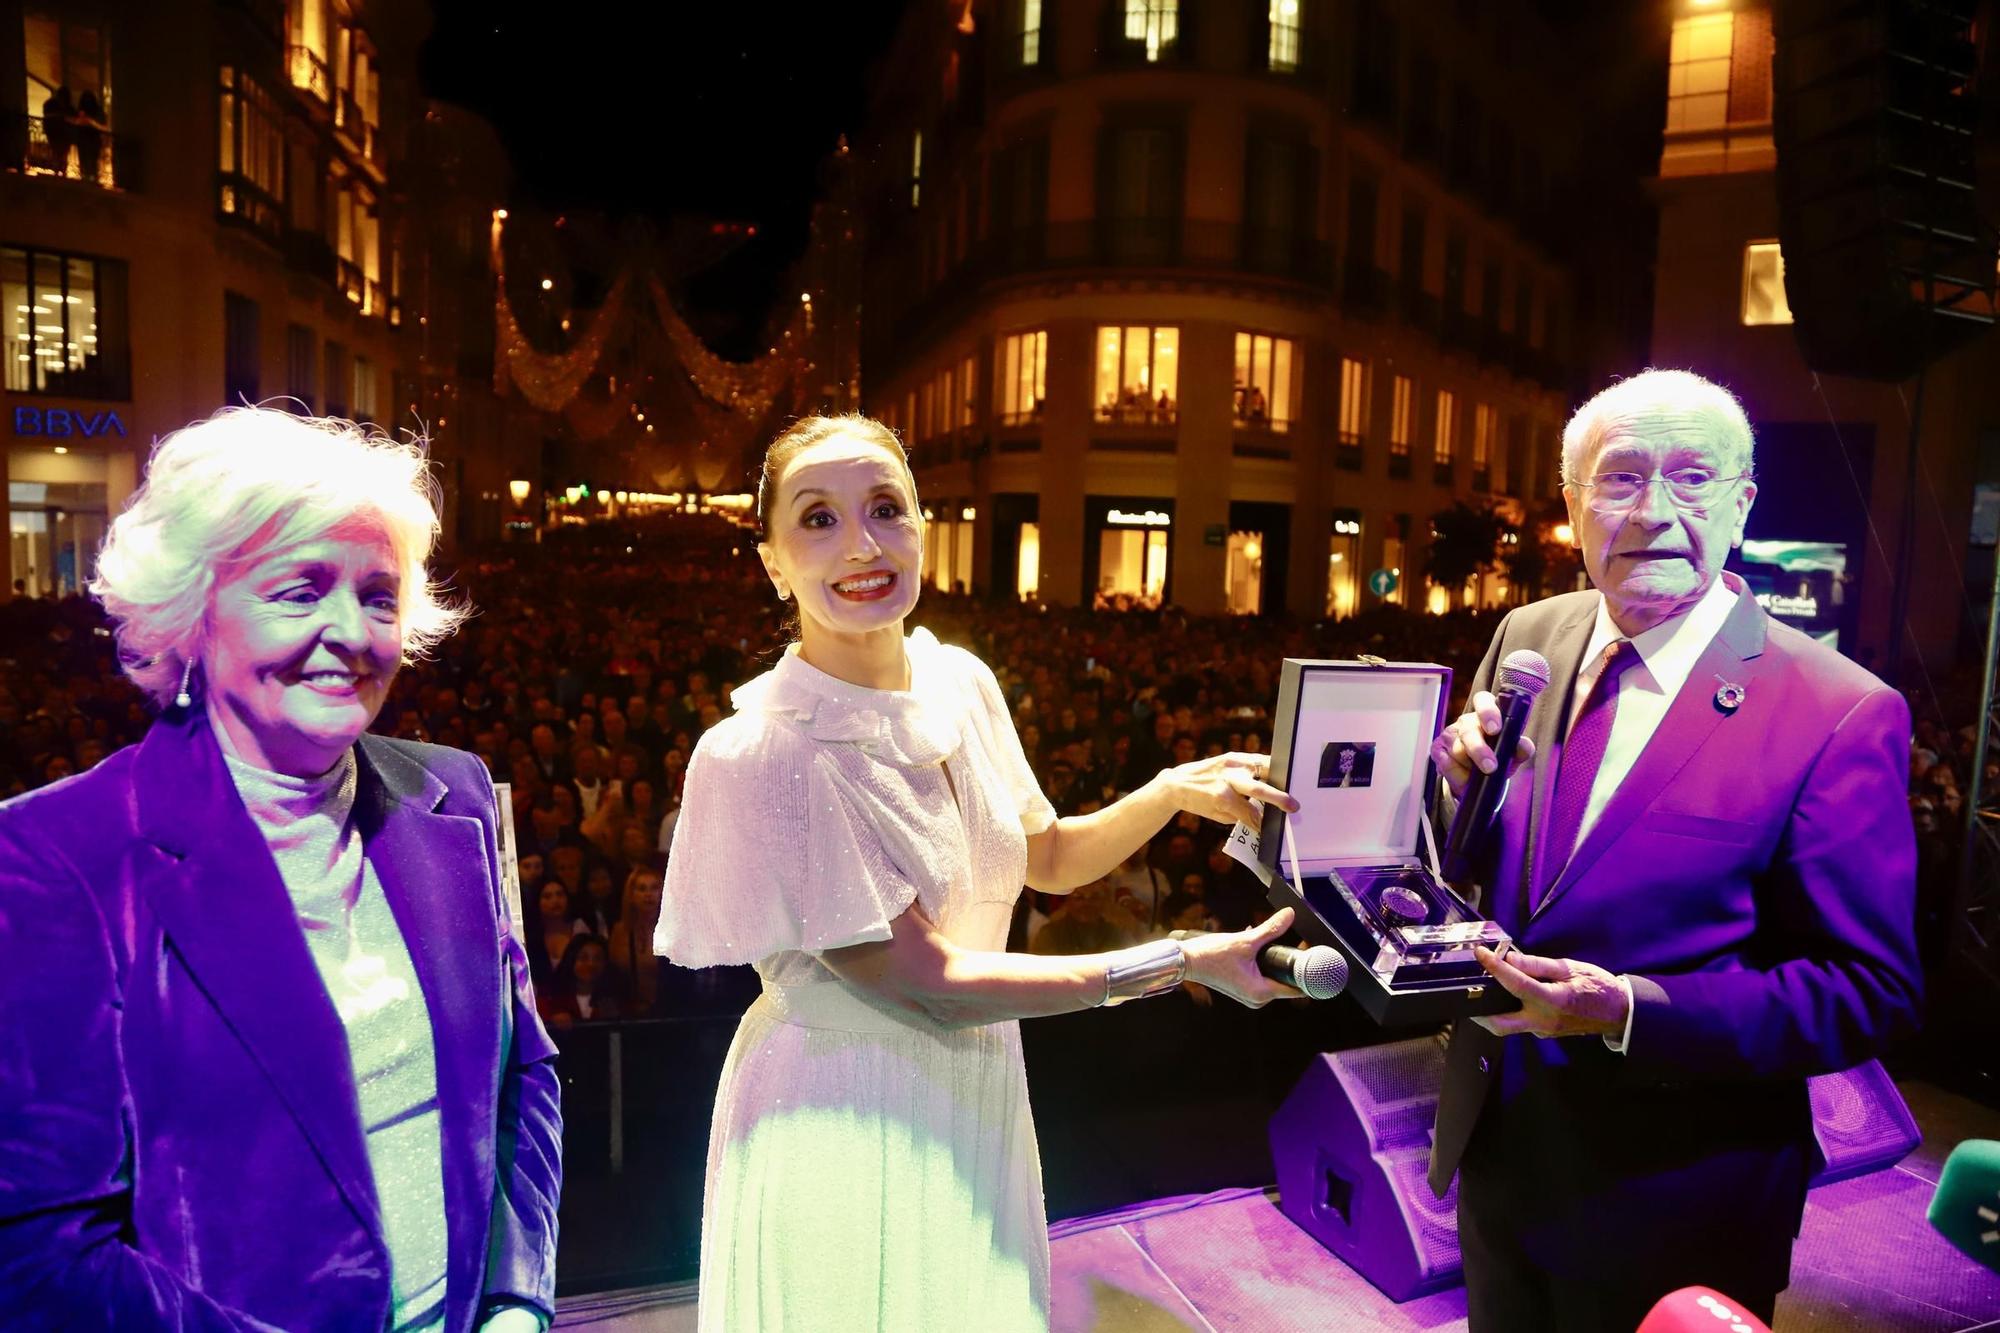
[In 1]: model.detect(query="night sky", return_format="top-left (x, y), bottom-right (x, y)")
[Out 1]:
top-left (421, 1), bottom-right (906, 346)
top-left (421, 1), bottom-right (1665, 374)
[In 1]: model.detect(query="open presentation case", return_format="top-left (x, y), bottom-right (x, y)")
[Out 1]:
top-left (1247, 658), bottom-right (1520, 1027)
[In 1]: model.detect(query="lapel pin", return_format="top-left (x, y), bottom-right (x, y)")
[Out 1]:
top-left (1714, 680), bottom-right (1746, 713)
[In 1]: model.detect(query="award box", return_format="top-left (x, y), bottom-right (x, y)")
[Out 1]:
top-left (1249, 658), bottom-right (1519, 1026)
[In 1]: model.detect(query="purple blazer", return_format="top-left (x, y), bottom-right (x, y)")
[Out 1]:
top-left (0, 709), bottom-right (562, 1331)
top-left (1428, 576), bottom-right (1921, 1291)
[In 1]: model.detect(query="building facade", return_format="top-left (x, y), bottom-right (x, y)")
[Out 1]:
top-left (1648, 0), bottom-right (1998, 672)
top-left (0, 0), bottom-right (523, 601)
top-left (858, 0), bottom-right (1582, 618)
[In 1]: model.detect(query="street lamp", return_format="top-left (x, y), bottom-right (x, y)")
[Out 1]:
top-left (508, 479), bottom-right (531, 506)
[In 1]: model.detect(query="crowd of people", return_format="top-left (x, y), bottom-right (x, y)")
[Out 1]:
top-left (0, 514), bottom-right (1983, 1022)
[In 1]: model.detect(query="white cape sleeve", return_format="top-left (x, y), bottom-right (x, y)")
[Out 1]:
top-left (961, 651), bottom-right (1058, 836)
top-left (654, 718), bottom-right (919, 968)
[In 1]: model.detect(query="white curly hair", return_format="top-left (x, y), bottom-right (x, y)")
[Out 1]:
top-left (89, 406), bottom-right (470, 708)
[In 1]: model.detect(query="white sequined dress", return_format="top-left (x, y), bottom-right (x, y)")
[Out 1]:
top-left (656, 628), bottom-right (1059, 1332)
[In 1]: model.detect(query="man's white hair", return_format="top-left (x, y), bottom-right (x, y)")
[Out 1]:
top-left (1560, 369), bottom-right (1756, 488)
top-left (90, 406), bottom-right (469, 708)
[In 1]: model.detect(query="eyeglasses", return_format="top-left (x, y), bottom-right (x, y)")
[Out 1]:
top-left (1577, 468), bottom-right (1748, 510)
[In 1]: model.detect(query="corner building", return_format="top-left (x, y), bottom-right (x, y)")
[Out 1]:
top-left (1, 0), bottom-right (423, 600)
top-left (858, 0), bottom-right (1580, 617)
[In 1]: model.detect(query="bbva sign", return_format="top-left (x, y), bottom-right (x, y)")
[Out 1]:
top-left (11, 406), bottom-right (129, 438)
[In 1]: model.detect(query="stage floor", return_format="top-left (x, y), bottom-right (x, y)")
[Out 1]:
top-left (552, 1079), bottom-right (2000, 1332)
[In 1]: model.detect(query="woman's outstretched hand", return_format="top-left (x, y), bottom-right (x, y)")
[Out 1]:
top-left (1175, 907), bottom-right (1301, 1008)
top-left (1161, 752), bottom-right (1300, 828)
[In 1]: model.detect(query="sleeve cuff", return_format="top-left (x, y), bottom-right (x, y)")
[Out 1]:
top-left (1602, 974), bottom-right (1637, 1054)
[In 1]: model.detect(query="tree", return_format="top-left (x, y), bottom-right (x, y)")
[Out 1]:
top-left (1503, 498), bottom-right (1582, 602)
top-left (1425, 502), bottom-right (1506, 603)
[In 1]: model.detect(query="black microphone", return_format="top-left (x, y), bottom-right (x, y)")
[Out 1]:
top-left (1257, 943), bottom-right (1350, 999)
top-left (1441, 649), bottom-right (1551, 882)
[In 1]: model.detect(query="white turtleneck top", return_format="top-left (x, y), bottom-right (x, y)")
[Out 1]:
top-left (219, 740), bottom-right (449, 1331)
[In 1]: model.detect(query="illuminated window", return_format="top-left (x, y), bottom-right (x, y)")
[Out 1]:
top-left (960, 353), bottom-right (977, 428)
top-left (919, 377), bottom-right (935, 441)
top-left (1019, 0), bottom-right (1042, 66)
top-left (1433, 390), bottom-right (1457, 484)
top-left (1016, 522), bottom-right (1041, 600)
top-left (1472, 403), bottom-right (1496, 490)
top-left (1233, 332), bottom-right (1295, 432)
top-left (1666, 13), bottom-right (1733, 133)
top-left (911, 130), bottom-right (923, 209)
top-left (221, 70), bottom-right (290, 245)
top-left (329, 19), bottom-right (380, 159)
top-left (1, 244), bottom-right (129, 398)
top-left (1338, 357), bottom-right (1368, 445)
top-left (1095, 326), bottom-right (1180, 425)
top-left (24, 12), bottom-right (114, 184)
top-left (327, 176), bottom-right (380, 313)
top-left (999, 330), bottom-right (1047, 425)
top-left (1268, 0), bottom-right (1302, 72)
top-left (1390, 376), bottom-right (1414, 454)
top-left (1741, 241), bottom-right (1793, 325)
top-left (1124, 1), bottom-right (1179, 62)
top-left (286, 0), bottom-right (331, 100)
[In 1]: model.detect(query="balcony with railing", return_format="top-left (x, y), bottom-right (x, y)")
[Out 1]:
top-left (1094, 395), bottom-right (1178, 429)
top-left (287, 45), bottom-right (332, 104)
top-left (217, 173), bottom-right (285, 245)
top-left (885, 220), bottom-right (1335, 350)
top-left (6, 113), bottom-right (141, 191)
top-left (333, 91), bottom-right (382, 171)
top-left (336, 257), bottom-right (367, 307)
top-left (1335, 434), bottom-right (1364, 472)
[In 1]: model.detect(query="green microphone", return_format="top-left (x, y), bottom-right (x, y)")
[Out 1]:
top-left (1927, 1138), bottom-right (2000, 1272)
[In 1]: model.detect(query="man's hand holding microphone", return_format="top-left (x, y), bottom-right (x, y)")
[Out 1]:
top-left (1430, 661), bottom-right (1630, 1041)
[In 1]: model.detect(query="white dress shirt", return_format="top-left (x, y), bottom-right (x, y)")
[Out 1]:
top-left (1564, 575), bottom-right (1737, 1053)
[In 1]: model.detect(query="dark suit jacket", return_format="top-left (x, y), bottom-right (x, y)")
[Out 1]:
top-left (1428, 576), bottom-right (1920, 1290)
top-left (0, 710), bottom-right (563, 1331)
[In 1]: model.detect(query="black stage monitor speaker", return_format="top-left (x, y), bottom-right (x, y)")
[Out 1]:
top-left (1267, 1036), bottom-right (1463, 1302)
top-left (1772, 0), bottom-right (1994, 379)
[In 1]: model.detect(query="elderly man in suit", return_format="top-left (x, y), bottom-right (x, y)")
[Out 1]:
top-left (1426, 369), bottom-right (1920, 1331)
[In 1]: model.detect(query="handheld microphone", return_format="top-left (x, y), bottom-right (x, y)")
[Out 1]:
top-left (1257, 943), bottom-right (1350, 1000)
top-left (1635, 1287), bottom-right (1771, 1332)
top-left (1927, 1138), bottom-right (2000, 1273)
top-left (1440, 649), bottom-right (1551, 882)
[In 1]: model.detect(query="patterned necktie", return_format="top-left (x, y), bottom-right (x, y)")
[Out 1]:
top-left (1537, 640), bottom-right (1639, 908)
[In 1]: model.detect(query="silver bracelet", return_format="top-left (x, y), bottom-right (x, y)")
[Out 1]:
top-left (1099, 938), bottom-right (1188, 1007)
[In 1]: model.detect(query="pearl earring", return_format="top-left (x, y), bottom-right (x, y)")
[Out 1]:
top-left (175, 658), bottom-right (195, 710)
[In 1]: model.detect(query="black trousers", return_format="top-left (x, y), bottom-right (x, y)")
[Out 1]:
top-left (1456, 1132), bottom-right (1785, 1333)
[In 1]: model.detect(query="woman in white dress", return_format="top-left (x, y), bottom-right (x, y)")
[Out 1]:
top-left (658, 415), bottom-right (1300, 1332)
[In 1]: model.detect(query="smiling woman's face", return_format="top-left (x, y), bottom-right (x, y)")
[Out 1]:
top-left (204, 529), bottom-right (403, 777)
top-left (758, 434), bottom-right (924, 639)
top-left (1563, 407), bottom-right (1756, 627)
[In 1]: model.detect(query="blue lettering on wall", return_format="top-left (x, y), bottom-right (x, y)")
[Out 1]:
top-left (7, 407), bottom-right (128, 438)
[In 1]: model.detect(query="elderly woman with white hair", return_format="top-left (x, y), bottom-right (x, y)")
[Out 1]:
top-left (0, 407), bottom-right (562, 1332)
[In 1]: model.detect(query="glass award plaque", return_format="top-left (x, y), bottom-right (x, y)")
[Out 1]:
top-left (1247, 658), bottom-right (1520, 1026)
